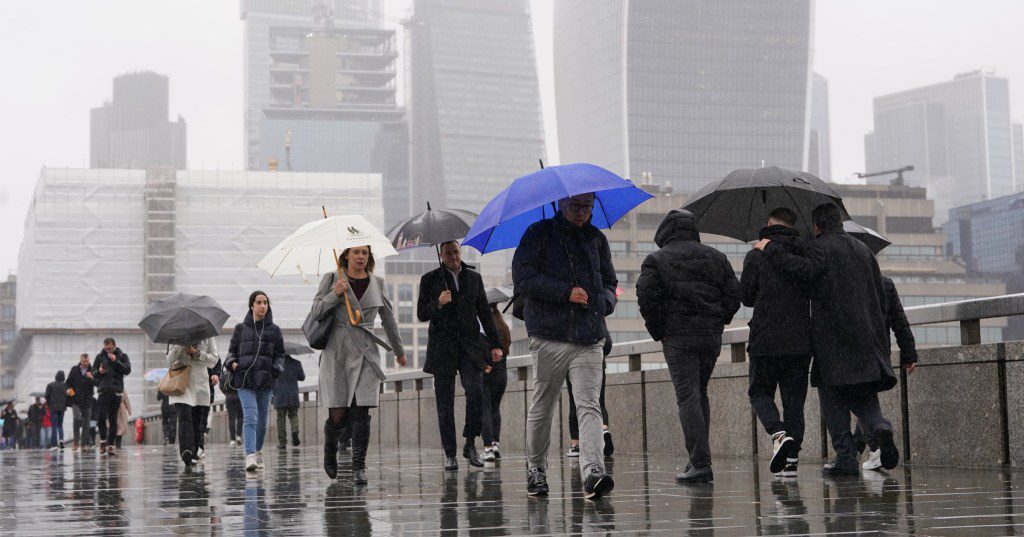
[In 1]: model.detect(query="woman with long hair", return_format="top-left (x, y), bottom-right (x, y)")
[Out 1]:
top-left (480, 302), bottom-right (511, 461)
top-left (312, 245), bottom-right (406, 484)
top-left (225, 290), bottom-right (285, 472)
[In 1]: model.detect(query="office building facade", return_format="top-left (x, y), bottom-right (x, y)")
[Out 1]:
top-left (90, 72), bottom-right (187, 169)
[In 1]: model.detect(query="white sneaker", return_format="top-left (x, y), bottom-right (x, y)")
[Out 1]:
top-left (481, 448), bottom-right (496, 462)
top-left (197, 447), bottom-right (206, 459)
top-left (256, 450), bottom-right (265, 469)
top-left (566, 444), bottom-right (580, 458)
top-left (245, 453), bottom-right (258, 472)
top-left (770, 431), bottom-right (794, 474)
top-left (228, 440), bottom-right (236, 446)
top-left (862, 448), bottom-right (882, 471)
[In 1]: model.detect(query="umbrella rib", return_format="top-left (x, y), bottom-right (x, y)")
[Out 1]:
top-left (779, 184), bottom-right (813, 236)
top-left (269, 247), bottom-right (290, 278)
top-left (744, 187), bottom-right (758, 242)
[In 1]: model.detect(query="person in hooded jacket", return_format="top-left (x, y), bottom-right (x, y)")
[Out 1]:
top-left (273, 354), bottom-right (306, 450)
top-left (66, 353), bottom-right (96, 449)
top-left (225, 290), bottom-right (285, 472)
top-left (92, 337), bottom-right (132, 456)
top-left (45, 370), bottom-right (69, 449)
top-left (755, 203), bottom-right (900, 476)
top-left (636, 209), bottom-right (741, 483)
top-left (1, 402), bottom-right (18, 449)
top-left (27, 397), bottom-right (44, 449)
top-left (740, 207), bottom-right (813, 476)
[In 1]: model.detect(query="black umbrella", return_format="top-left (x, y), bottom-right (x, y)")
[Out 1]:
top-left (844, 220), bottom-right (892, 255)
top-left (138, 293), bottom-right (230, 346)
top-left (387, 202), bottom-right (479, 290)
top-left (486, 286), bottom-right (514, 305)
top-left (0, 399), bottom-right (14, 406)
top-left (684, 166), bottom-right (850, 242)
top-left (282, 341), bottom-right (314, 356)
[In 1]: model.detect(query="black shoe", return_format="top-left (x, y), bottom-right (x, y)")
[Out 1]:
top-left (292, 431), bottom-right (300, 447)
top-left (527, 468), bottom-right (549, 496)
top-left (603, 430), bottom-right (615, 457)
top-left (353, 469), bottom-right (367, 485)
top-left (876, 429), bottom-right (899, 470)
top-left (323, 419), bottom-right (340, 480)
top-left (444, 456), bottom-right (459, 471)
top-left (463, 444), bottom-right (484, 468)
top-left (676, 464), bottom-right (714, 483)
top-left (180, 449), bottom-right (193, 466)
top-left (278, 442), bottom-right (287, 450)
top-left (821, 461), bottom-right (859, 476)
top-left (584, 472), bottom-right (614, 500)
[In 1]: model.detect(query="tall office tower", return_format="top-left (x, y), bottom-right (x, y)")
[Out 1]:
top-left (90, 71), bottom-right (187, 169)
top-left (241, 0), bottom-right (410, 228)
top-left (408, 0), bottom-right (546, 215)
top-left (864, 71), bottom-right (1017, 225)
top-left (553, 0), bottom-right (813, 193)
top-left (1013, 122), bottom-right (1023, 187)
top-left (808, 72), bottom-right (832, 180)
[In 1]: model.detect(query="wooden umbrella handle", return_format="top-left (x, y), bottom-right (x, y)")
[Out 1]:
top-left (323, 206), bottom-right (362, 326)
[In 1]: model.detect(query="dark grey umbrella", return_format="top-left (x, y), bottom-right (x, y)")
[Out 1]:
top-left (684, 166), bottom-right (850, 242)
top-left (387, 202), bottom-right (478, 251)
top-left (29, 392), bottom-right (44, 398)
top-left (486, 286), bottom-right (514, 305)
top-left (843, 220), bottom-right (892, 255)
top-left (138, 293), bottom-right (230, 346)
top-left (282, 341), bottom-right (314, 356)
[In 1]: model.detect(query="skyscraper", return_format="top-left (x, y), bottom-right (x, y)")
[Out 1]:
top-left (553, 0), bottom-right (813, 193)
top-left (808, 72), bottom-right (832, 181)
top-left (408, 0), bottom-right (546, 214)
top-left (1013, 122), bottom-right (1023, 187)
top-left (241, 0), bottom-right (410, 228)
top-left (864, 71), bottom-right (1017, 225)
top-left (90, 71), bottom-right (187, 169)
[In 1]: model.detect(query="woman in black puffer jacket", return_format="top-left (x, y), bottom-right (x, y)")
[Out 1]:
top-left (224, 290), bottom-right (285, 472)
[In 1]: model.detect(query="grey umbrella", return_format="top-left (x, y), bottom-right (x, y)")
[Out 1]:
top-left (843, 220), bottom-right (892, 255)
top-left (138, 293), bottom-right (230, 346)
top-left (282, 341), bottom-right (314, 356)
top-left (387, 202), bottom-right (479, 290)
top-left (684, 166), bottom-right (850, 242)
top-left (486, 286), bottom-right (514, 305)
top-left (29, 392), bottom-right (44, 398)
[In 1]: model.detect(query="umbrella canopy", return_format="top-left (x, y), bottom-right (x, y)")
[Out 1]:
top-left (463, 163), bottom-right (654, 253)
top-left (138, 293), bottom-right (230, 346)
top-left (843, 220), bottom-right (892, 255)
top-left (485, 286), bottom-right (514, 305)
top-left (388, 203), bottom-right (478, 251)
top-left (684, 166), bottom-right (850, 242)
top-left (144, 368), bottom-right (168, 382)
top-left (282, 341), bottom-right (314, 356)
top-left (29, 392), bottom-right (44, 398)
top-left (257, 215), bottom-right (399, 278)
top-left (0, 399), bottom-right (14, 406)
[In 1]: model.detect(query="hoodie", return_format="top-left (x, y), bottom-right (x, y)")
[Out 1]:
top-left (636, 210), bottom-right (741, 340)
top-left (44, 370), bottom-right (68, 414)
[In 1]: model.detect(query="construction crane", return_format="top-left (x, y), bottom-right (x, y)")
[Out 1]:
top-left (855, 165), bottom-right (915, 186)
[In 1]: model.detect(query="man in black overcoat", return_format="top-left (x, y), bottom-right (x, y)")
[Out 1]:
top-left (418, 241), bottom-right (504, 470)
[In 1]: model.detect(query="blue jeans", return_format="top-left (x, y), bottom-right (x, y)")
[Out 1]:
top-left (40, 426), bottom-right (52, 447)
top-left (238, 388), bottom-right (272, 455)
top-left (50, 410), bottom-right (65, 446)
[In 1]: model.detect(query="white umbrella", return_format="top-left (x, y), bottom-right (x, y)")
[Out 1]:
top-left (257, 215), bottom-right (399, 279)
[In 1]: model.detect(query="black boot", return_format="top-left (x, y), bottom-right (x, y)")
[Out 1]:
top-left (323, 418), bottom-right (341, 479)
top-left (292, 431), bottom-right (300, 447)
top-left (351, 414), bottom-right (370, 485)
top-left (463, 441), bottom-right (484, 468)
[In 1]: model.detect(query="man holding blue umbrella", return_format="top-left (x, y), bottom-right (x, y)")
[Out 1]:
top-left (512, 192), bottom-right (618, 500)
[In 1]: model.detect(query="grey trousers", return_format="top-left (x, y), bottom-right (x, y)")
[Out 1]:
top-left (663, 335), bottom-right (722, 470)
top-left (819, 383), bottom-right (893, 466)
top-left (526, 336), bottom-right (605, 478)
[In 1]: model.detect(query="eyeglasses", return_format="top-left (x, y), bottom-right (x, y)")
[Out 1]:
top-left (568, 202), bottom-right (594, 213)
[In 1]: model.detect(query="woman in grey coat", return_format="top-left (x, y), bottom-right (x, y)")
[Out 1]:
top-left (312, 245), bottom-right (406, 484)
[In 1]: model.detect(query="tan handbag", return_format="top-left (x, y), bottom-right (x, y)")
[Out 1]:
top-left (158, 360), bottom-right (191, 397)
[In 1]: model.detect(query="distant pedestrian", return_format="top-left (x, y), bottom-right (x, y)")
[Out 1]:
top-left (92, 337), bottom-right (132, 456)
top-left (754, 203), bottom-right (900, 476)
top-left (157, 391), bottom-right (177, 445)
top-left (166, 338), bottom-right (220, 466)
top-left (741, 207), bottom-right (813, 477)
top-left (40, 400), bottom-right (53, 448)
top-left (115, 392), bottom-right (132, 448)
top-left (273, 354), bottom-right (306, 449)
top-left (66, 353), bottom-right (96, 449)
top-left (637, 209), bottom-right (741, 483)
top-left (220, 372), bottom-right (243, 446)
top-left (27, 397), bottom-right (44, 449)
top-left (225, 291), bottom-right (285, 472)
top-left (195, 359), bottom-right (223, 459)
top-left (45, 370), bottom-right (69, 449)
top-left (512, 193), bottom-right (618, 500)
top-left (1, 402), bottom-right (17, 449)
top-left (480, 302), bottom-right (512, 462)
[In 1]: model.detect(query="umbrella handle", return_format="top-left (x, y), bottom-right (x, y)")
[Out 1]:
top-left (323, 206), bottom-right (363, 326)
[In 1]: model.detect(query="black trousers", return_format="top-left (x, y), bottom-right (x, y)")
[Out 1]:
top-left (73, 403), bottom-right (93, 445)
top-left (480, 366), bottom-right (507, 446)
top-left (567, 360), bottom-right (609, 440)
top-left (663, 335), bottom-right (721, 469)
top-left (748, 354), bottom-right (812, 451)
top-left (175, 403), bottom-right (206, 458)
top-left (196, 405), bottom-right (210, 450)
top-left (226, 396), bottom-right (243, 440)
top-left (819, 383), bottom-right (892, 466)
top-left (161, 406), bottom-right (177, 443)
top-left (96, 392), bottom-right (121, 444)
top-left (433, 352), bottom-right (484, 458)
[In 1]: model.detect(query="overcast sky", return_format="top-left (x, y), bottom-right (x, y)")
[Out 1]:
top-left (0, 1), bottom-right (1022, 277)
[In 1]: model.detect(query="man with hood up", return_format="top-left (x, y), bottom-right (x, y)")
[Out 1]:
top-left (741, 207), bottom-right (812, 477)
top-left (45, 370), bottom-right (69, 449)
top-left (636, 209), bottom-right (741, 483)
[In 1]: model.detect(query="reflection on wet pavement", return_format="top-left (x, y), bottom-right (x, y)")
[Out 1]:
top-left (0, 445), bottom-right (1021, 535)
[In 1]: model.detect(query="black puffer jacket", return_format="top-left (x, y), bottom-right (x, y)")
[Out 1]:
top-left (636, 210), bottom-right (741, 340)
top-left (881, 275), bottom-right (918, 366)
top-left (225, 308), bottom-right (285, 391)
top-left (741, 225), bottom-right (812, 356)
top-left (92, 348), bottom-right (132, 395)
top-left (44, 371), bottom-right (68, 414)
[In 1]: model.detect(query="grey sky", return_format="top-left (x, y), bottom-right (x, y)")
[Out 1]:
top-left (1, 1), bottom-right (1022, 277)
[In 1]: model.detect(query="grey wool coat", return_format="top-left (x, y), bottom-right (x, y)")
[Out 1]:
top-left (313, 271), bottom-right (405, 408)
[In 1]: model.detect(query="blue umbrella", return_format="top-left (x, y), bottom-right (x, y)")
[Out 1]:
top-left (463, 163), bottom-right (653, 253)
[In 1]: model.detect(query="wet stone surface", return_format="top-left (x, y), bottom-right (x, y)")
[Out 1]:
top-left (1, 444), bottom-right (1022, 535)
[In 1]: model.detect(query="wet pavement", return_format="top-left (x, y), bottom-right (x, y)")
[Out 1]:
top-left (1, 443), bottom-right (1022, 536)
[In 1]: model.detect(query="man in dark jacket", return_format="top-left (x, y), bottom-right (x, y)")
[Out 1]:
top-left (637, 209), bottom-right (741, 483)
top-left (27, 397), bottom-right (45, 449)
top-left (512, 193), bottom-right (618, 500)
top-left (66, 353), bottom-right (95, 448)
top-left (740, 207), bottom-right (813, 476)
top-left (44, 370), bottom-right (69, 449)
top-left (274, 354), bottom-right (306, 449)
top-left (92, 337), bottom-right (132, 456)
top-left (419, 241), bottom-right (503, 470)
top-left (755, 203), bottom-right (899, 476)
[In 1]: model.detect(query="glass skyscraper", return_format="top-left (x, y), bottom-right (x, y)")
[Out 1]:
top-left (553, 0), bottom-right (813, 193)
top-left (90, 71), bottom-right (187, 169)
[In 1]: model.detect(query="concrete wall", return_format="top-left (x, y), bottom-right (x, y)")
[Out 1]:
top-left (136, 341), bottom-right (1024, 469)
